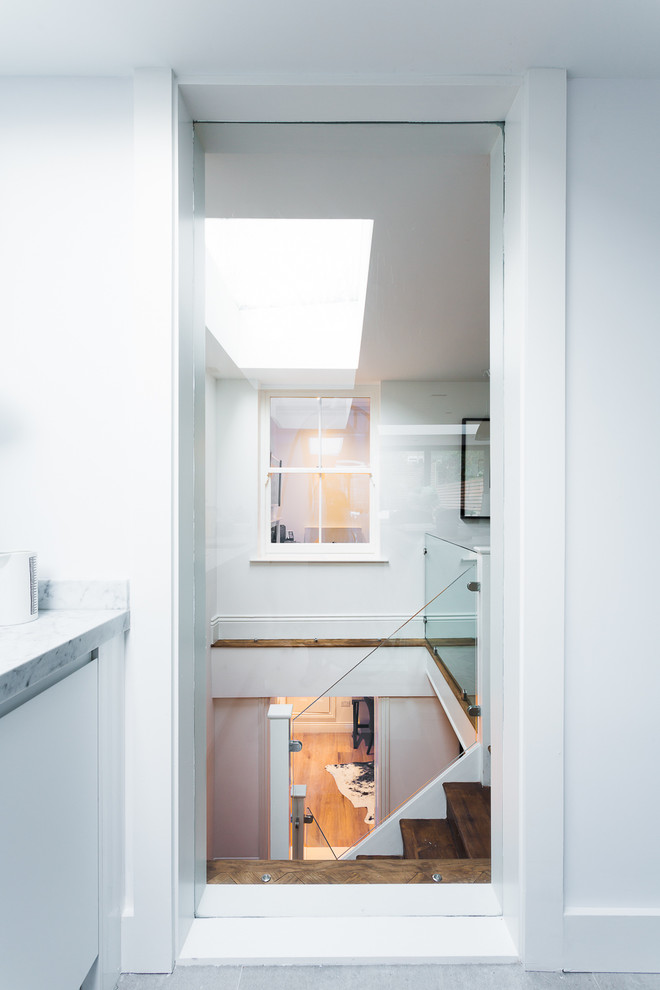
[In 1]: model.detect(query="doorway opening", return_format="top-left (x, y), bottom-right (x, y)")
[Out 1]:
top-left (201, 121), bottom-right (502, 907)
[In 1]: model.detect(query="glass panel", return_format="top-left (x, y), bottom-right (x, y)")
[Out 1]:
top-left (431, 447), bottom-right (462, 509)
top-left (273, 473), bottom-right (319, 544)
top-left (211, 538), bottom-right (487, 879)
top-left (289, 695), bottom-right (372, 858)
top-left (424, 534), bottom-right (478, 704)
top-left (304, 814), bottom-right (340, 860)
top-left (284, 538), bottom-right (484, 863)
top-left (270, 396), bottom-right (320, 468)
top-left (288, 582), bottom-right (477, 862)
top-left (379, 438), bottom-right (462, 530)
top-left (319, 473), bottom-right (370, 544)
top-left (320, 397), bottom-right (370, 468)
top-left (283, 537), bottom-right (485, 866)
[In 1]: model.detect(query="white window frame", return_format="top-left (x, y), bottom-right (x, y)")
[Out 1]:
top-left (259, 385), bottom-right (381, 561)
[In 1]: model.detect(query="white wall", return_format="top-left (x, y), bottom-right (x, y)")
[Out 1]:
top-left (383, 696), bottom-right (461, 815)
top-left (0, 75), bottom-right (182, 974)
top-left (211, 698), bottom-right (267, 859)
top-left (15, 71), bottom-right (660, 975)
top-left (0, 82), bottom-right (140, 967)
top-left (0, 79), bottom-right (133, 574)
top-left (209, 378), bottom-right (488, 638)
top-left (563, 79), bottom-right (660, 971)
top-left (211, 646), bottom-right (435, 699)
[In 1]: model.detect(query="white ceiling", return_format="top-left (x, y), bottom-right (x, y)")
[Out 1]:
top-left (203, 123), bottom-right (496, 384)
top-left (1, 0), bottom-right (660, 77)
top-left (7, 0), bottom-right (656, 384)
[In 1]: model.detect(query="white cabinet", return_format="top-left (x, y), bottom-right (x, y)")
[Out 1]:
top-left (0, 620), bottom-right (126, 990)
top-left (0, 658), bottom-right (99, 990)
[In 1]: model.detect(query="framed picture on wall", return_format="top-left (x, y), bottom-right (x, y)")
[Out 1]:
top-left (460, 418), bottom-right (490, 520)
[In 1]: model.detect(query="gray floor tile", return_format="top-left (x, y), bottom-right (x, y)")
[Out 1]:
top-left (237, 965), bottom-right (357, 990)
top-left (521, 976), bottom-right (599, 988)
top-left (119, 966), bottom-right (242, 989)
top-left (235, 964), bottom-right (598, 990)
top-left (117, 967), bottom-right (660, 990)
top-left (594, 976), bottom-right (660, 990)
top-left (237, 964), bottom-right (449, 990)
top-left (119, 977), bottom-right (169, 989)
top-left (444, 966), bottom-right (598, 990)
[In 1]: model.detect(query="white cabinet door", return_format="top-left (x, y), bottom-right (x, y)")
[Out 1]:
top-left (0, 659), bottom-right (99, 990)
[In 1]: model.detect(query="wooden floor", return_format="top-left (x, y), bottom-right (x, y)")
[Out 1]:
top-left (207, 857), bottom-right (491, 885)
top-left (212, 638), bottom-right (429, 648)
top-left (292, 729), bottom-right (374, 852)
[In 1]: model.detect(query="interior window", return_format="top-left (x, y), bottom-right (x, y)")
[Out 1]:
top-left (264, 391), bottom-right (378, 555)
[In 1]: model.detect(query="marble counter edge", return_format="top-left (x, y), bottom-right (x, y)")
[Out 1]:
top-left (0, 610), bottom-right (130, 708)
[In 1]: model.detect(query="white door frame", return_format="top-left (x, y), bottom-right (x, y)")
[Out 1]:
top-left (130, 68), bottom-right (566, 971)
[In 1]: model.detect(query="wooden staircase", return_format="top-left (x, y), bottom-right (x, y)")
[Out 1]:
top-left (357, 781), bottom-right (491, 882)
top-left (399, 817), bottom-right (462, 859)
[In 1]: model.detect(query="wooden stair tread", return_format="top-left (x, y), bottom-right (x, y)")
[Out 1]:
top-left (399, 818), bottom-right (462, 859)
top-left (356, 854), bottom-right (403, 859)
top-left (207, 858), bottom-right (490, 884)
top-left (444, 782), bottom-right (491, 859)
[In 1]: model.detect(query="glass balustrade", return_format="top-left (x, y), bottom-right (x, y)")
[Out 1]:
top-left (424, 533), bottom-right (479, 709)
top-left (209, 535), bottom-right (487, 876)
top-left (285, 538), bottom-right (485, 864)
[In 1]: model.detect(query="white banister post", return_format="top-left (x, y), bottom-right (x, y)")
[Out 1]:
top-left (291, 784), bottom-right (307, 861)
top-left (267, 704), bottom-right (292, 859)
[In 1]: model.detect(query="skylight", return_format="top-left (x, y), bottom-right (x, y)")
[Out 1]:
top-left (205, 219), bottom-right (373, 383)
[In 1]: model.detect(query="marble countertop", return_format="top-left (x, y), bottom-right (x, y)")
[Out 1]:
top-left (0, 608), bottom-right (129, 709)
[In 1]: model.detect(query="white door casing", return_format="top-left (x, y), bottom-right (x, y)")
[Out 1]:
top-left (129, 69), bottom-right (566, 970)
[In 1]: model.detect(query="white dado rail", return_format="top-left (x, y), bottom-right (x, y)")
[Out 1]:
top-left (0, 581), bottom-right (129, 990)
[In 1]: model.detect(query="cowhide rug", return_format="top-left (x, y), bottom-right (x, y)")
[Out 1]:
top-left (325, 761), bottom-right (375, 824)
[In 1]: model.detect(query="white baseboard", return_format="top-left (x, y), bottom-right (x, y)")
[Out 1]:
top-left (564, 910), bottom-right (660, 972)
top-left (211, 613), bottom-right (429, 642)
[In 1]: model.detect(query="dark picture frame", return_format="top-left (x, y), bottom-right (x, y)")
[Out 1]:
top-left (460, 418), bottom-right (490, 520)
